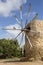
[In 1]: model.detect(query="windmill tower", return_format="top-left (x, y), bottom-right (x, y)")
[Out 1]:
top-left (25, 20), bottom-right (43, 60)
top-left (1, 3), bottom-right (43, 61)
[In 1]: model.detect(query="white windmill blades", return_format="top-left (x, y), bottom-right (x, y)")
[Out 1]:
top-left (13, 15), bottom-right (21, 26)
top-left (14, 31), bottom-right (22, 39)
top-left (32, 13), bottom-right (38, 21)
top-left (19, 32), bottom-right (24, 46)
top-left (2, 26), bottom-right (16, 30)
top-left (25, 3), bottom-right (32, 26)
top-left (20, 5), bottom-right (23, 28)
top-left (0, 3), bottom-right (40, 48)
top-left (20, 5), bottom-right (22, 20)
top-left (2, 27), bottom-right (23, 31)
top-left (25, 33), bottom-right (33, 48)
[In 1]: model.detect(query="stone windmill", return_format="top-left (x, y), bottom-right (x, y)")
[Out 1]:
top-left (1, 3), bottom-right (43, 61)
top-left (25, 20), bottom-right (43, 61)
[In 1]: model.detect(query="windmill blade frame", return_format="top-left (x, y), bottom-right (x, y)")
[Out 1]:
top-left (19, 32), bottom-right (24, 46)
top-left (25, 3), bottom-right (31, 25)
top-left (20, 5), bottom-right (23, 28)
top-left (0, 3), bottom-right (40, 50)
top-left (20, 5), bottom-right (22, 20)
top-left (14, 32), bottom-right (22, 39)
top-left (13, 15), bottom-right (21, 26)
top-left (2, 28), bottom-right (22, 31)
top-left (32, 13), bottom-right (38, 21)
top-left (25, 33), bottom-right (33, 49)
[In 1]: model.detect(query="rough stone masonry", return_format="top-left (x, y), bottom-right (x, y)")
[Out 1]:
top-left (25, 20), bottom-right (43, 60)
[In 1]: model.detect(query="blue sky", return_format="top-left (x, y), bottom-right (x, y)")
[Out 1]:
top-left (0, 0), bottom-right (43, 40)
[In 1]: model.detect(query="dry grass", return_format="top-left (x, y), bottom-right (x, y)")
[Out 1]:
top-left (0, 59), bottom-right (43, 65)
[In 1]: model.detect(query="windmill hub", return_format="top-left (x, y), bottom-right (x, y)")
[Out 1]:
top-left (21, 28), bottom-right (30, 32)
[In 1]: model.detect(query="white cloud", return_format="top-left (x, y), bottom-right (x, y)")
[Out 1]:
top-left (0, 0), bottom-right (27, 17)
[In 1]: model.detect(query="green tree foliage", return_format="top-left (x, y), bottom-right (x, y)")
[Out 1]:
top-left (0, 39), bottom-right (20, 58)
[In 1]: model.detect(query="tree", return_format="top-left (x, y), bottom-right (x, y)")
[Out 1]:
top-left (0, 38), bottom-right (20, 58)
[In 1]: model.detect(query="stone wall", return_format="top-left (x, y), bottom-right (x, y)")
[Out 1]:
top-left (25, 20), bottom-right (43, 60)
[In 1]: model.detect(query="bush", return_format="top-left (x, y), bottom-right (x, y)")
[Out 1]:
top-left (0, 39), bottom-right (20, 59)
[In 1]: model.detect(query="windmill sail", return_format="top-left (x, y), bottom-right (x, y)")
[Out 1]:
top-left (25, 3), bottom-right (31, 25)
top-left (25, 33), bottom-right (33, 48)
top-left (20, 32), bottom-right (24, 46)
top-left (13, 15), bottom-right (21, 26)
top-left (15, 32), bottom-right (22, 39)
top-left (32, 13), bottom-right (38, 21)
top-left (20, 5), bottom-right (23, 28)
